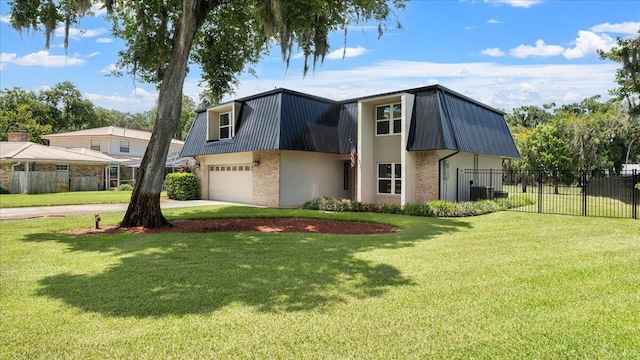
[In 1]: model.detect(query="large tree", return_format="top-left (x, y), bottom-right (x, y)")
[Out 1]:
top-left (10, 0), bottom-right (405, 227)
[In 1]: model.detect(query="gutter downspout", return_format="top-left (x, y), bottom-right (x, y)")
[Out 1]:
top-left (438, 151), bottom-right (459, 201)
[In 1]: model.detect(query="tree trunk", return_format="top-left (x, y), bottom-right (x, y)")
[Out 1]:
top-left (120, 0), bottom-right (215, 228)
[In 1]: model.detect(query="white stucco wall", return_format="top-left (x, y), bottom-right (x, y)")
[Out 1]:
top-left (438, 151), bottom-right (505, 201)
top-left (279, 150), bottom-right (351, 207)
top-left (48, 135), bottom-right (182, 157)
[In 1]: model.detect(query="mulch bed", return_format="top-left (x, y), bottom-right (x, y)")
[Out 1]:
top-left (67, 218), bottom-right (399, 235)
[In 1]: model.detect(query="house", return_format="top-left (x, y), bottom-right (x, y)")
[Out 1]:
top-left (42, 126), bottom-right (190, 189)
top-left (1, 132), bottom-right (116, 193)
top-left (181, 85), bottom-right (520, 207)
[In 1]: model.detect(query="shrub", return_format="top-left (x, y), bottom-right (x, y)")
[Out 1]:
top-left (165, 172), bottom-right (199, 200)
top-left (302, 195), bottom-right (536, 218)
top-left (0, 186), bottom-right (9, 194)
top-left (403, 202), bottom-right (434, 217)
top-left (117, 183), bottom-right (133, 191)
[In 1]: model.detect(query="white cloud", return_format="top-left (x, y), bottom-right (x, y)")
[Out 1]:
top-left (221, 60), bottom-right (617, 112)
top-left (518, 82), bottom-right (538, 93)
top-left (54, 27), bottom-right (107, 40)
top-left (563, 30), bottom-right (615, 59)
top-left (87, 52), bottom-right (100, 58)
top-left (484, 0), bottom-right (543, 8)
top-left (0, 51), bottom-right (85, 67)
top-left (590, 21), bottom-right (640, 35)
top-left (464, 26), bottom-right (477, 31)
top-left (99, 63), bottom-right (117, 74)
top-left (487, 19), bottom-right (503, 24)
top-left (509, 39), bottom-right (564, 58)
top-left (0, 15), bottom-right (10, 23)
top-left (85, 88), bottom-right (158, 113)
top-left (325, 46), bottom-right (368, 60)
top-left (562, 92), bottom-right (582, 103)
top-left (481, 48), bottom-right (505, 57)
top-left (96, 37), bottom-right (113, 44)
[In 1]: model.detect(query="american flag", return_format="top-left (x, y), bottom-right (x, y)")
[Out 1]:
top-left (350, 146), bottom-right (357, 168)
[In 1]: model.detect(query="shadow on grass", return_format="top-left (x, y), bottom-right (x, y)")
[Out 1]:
top-left (25, 207), bottom-right (471, 317)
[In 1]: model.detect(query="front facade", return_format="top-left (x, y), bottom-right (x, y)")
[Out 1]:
top-left (43, 126), bottom-right (187, 189)
top-left (0, 136), bottom-right (114, 193)
top-left (181, 85), bottom-right (519, 207)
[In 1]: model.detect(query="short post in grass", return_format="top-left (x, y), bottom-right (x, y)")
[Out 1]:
top-left (95, 214), bottom-right (101, 229)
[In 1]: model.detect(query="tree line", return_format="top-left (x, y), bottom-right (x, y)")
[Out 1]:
top-left (506, 96), bottom-right (638, 178)
top-left (0, 81), bottom-right (197, 143)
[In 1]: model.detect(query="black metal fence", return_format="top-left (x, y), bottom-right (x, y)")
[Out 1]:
top-left (456, 168), bottom-right (639, 219)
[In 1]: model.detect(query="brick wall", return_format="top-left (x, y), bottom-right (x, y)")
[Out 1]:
top-left (252, 150), bottom-right (280, 207)
top-left (0, 163), bottom-right (11, 191)
top-left (415, 151), bottom-right (439, 203)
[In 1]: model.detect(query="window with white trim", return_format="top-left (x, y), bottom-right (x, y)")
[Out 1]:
top-left (56, 164), bottom-right (69, 172)
top-left (219, 112), bottom-right (233, 140)
top-left (375, 103), bottom-right (401, 135)
top-left (90, 139), bottom-right (100, 151)
top-left (377, 163), bottom-right (402, 194)
top-left (120, 140), bottom-right (130, 153)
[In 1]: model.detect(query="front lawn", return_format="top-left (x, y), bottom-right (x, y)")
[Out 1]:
top-left (1, 207), bottom-right (638, 359)
top-left (0, 191), bottom-right (168, 208)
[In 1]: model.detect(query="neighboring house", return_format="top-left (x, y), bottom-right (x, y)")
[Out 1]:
top-left (1, 132), bottom-right (116, 193)
top-left (181, 85), bottom-right (520, 207)
top-left (42, 126), bottom-right (189, 189)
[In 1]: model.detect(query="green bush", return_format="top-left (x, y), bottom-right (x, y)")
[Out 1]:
top-left (117, 183), bottom-right (133, 191)
top-left (0, 186), bottom-right (9, 194)
top-left (302, 195), bottom-right (536, 218)
top-left (165, 172), bottom-right (199, 200)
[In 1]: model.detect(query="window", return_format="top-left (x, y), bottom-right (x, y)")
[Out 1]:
top-left (219, 112), bottom-right (233, 140)
top-left (90, 139), bottom-right (100, 151)
top-left (377, 163), bottom-right (402, 194)
top-left (207, 109), bottom-right (235, 141)
top-left (120, 141), bottom-right (130, 153)
top-left (56, 164), bottom-right (69, 172)
top-left (376, 103), bottom-right (401, 135)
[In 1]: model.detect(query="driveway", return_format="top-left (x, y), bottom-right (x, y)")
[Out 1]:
top-left (0, 200), bottom-right (241, 220)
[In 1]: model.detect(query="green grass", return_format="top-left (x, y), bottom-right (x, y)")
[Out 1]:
top-left (504, 185), bottom-right (636, 218)
top-left (0, 191), bottom-right (168, 208)
top-left (1, 206), bottom-right (639, 359)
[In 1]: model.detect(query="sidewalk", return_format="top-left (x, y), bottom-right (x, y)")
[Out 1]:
top-left (0, 200), bottom-right (236, 220)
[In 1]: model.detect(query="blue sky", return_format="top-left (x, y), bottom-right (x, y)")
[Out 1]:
top-left (1, 0), bottom-right (638, 113)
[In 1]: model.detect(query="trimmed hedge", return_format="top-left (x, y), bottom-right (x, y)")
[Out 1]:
top-left (302, 196), bottom-right (535, 218)
top-left (165, 172), bottom-right (199, 200)
top-left (117, 183), bottom-right (133, 191)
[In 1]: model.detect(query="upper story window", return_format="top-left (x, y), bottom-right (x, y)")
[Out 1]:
top-left (207, 104), bottom-right (238, 142)
top-left (120, 140), bottom-right (130, 153)
top-left (90, 139), bottom-right (100, 151)
top-left (377, 163), bottom-right (402, 195)
top-left (219, 112), bottom-right (233, 140)
top-left (376, 103), bottom-right (401, 136)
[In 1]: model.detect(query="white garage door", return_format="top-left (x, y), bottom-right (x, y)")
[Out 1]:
top-left (209, 164), bottom-right (253, 203)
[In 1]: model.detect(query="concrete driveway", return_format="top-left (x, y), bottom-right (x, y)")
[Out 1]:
top-left (0, 199), bottom-right (241, 220)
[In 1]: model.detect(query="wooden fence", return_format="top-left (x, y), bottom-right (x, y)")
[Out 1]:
top-left (10, 172), bottom-right (100, 194)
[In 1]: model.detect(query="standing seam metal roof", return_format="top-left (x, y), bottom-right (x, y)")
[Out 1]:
top-left (181, 86), bottom-right (519, 159)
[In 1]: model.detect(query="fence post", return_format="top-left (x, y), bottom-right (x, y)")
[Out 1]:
top-left (456, 168), bottom-right (459, 202)
top-left (633, 169), bottom-right (638, 220)
top-left (538, 167), bottom-right (544, 214)
top-left (582, 169), bottom-right (588, 217)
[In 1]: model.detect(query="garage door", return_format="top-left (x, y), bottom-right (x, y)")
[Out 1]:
top-left (208, 164), bottom-right (253, 203)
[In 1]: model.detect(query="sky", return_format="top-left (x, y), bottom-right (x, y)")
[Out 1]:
top-left (1, 0), bottom-right (639, 114)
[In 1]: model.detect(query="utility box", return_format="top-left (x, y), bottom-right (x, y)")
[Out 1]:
top-left (470, 186), bottom-right (494, 201)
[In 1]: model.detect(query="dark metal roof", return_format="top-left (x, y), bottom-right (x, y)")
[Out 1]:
top-left (181, 89), bottom-right (354, 157)
top-left (182, 86), bottom-right (519, 159)
top-left (407, 88), bottom-right (519, 158)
